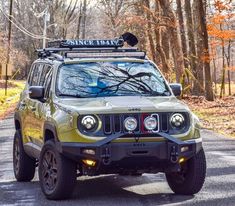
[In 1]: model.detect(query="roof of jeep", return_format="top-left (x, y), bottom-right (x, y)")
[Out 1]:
top-left (35, 37), bottom-right (147, 66)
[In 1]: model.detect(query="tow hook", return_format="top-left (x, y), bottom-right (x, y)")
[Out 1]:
top-left (101, 146), bottom-right (111, 165)
top-left (170, 145), bottom-right (179, 163)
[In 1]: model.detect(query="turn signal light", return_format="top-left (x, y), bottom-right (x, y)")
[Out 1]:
top-left (82, 159), bottom-right (96, 167)
top-left (179, 157), bottom-right (186, 164)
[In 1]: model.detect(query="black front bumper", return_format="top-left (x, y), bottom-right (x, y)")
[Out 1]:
top-left (56, 132), bottom-right (202, 174)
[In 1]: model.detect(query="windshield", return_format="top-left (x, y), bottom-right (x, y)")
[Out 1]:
top-left (56, 61), bottom-right (171, 98)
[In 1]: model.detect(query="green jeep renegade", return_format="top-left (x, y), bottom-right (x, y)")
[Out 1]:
top-left (13, 33), bottom-right (206, 200)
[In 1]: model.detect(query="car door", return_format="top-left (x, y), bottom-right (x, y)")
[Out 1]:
top-left (31, 64), bottom-right (53, 149)
top-left (20, 63), bottom-right (36, 143)
top-left (23, 63), bottom-right (43, 146)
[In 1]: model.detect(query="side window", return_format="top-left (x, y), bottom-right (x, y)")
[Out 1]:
top-left (44, 70), bottom-right (52, 99)
top-left (28, 64), bottom-right (36, 86)
top-left (39, 65), bottom-right (52, 86)
top-left (31, 64), bottom-right (43, 86)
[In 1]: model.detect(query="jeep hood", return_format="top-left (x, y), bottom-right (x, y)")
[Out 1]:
top-left (55, 96), bottom-right (190, 114)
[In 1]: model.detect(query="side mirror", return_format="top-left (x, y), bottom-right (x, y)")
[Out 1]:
top-left (169, 83), bottom-right (182, 96)
top-left (29, 86), bottom-right (44, 99)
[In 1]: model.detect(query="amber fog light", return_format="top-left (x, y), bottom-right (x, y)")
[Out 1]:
top-left (82, 159), bottom-right (96, 167)
top-left (179, 157), bottom-right (186, 164)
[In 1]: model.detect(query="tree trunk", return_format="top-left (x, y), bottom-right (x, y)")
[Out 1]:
top-left (226, 40), bottom-right (232, 96)
top-left (161, 30), bottom-right (170, 60)
top-left (144, 0), bottom-right (157, 63)
top-left (184, 0), bottom-right (199, 94)
top-left (213, 56), bottom-right (217, 94)
top-left (158, 0), bottom-right (184, 82)
top-left (196, 0), bottom-right (214, 101)
top-left (81, 0), bottom-right (87, 39)
top-left (154, 0), bottom-right (170, 74)
top-left (76, 3), bottom-right (83, 39)
top-left (176, 0), bottom-right (188, 69)
top-left (193, 0), bottom-right (204, 95)
top-left (220, 44), bottom-right (225, 98)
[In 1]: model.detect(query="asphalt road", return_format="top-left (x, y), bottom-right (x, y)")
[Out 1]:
top-left (0, 115), bottom-right (235, 206)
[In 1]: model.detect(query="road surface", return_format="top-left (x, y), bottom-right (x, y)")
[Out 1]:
top-left (0, 115), bottom-right (235, 206)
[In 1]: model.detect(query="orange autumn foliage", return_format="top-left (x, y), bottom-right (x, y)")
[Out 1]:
top-left (208, 1), bottom-right (235, 41)
top-left (214, 0), bottom-right (232, 11)
top-left (207, 13), bottom-right (235, 40)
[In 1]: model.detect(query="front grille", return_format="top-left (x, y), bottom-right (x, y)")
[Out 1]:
top-left (102, 113), bottom-right (170, 135)
top-left (113, 115), bottom-right (121, 133)
top-left (103, 115), bottom-right (112, 134)
top-left (161, 113), bottom-right (169, 132)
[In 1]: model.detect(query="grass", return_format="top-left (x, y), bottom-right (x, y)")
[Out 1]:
top-left (0, 80), bottom-right (25, 119)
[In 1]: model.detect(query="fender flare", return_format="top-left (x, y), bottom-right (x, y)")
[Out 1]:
top-left (43, 121), bottom-right (59, 142)
top-left (14, 112), bottom-right (22, 130)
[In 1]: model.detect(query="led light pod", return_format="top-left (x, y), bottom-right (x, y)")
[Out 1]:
top-left (124, 117), bottom-right (138, 131)
top-left (144, 116), bottom-right (157, 130)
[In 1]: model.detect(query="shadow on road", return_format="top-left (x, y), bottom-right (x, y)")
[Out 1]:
top-left (0, 175), bottom-right (194, 206)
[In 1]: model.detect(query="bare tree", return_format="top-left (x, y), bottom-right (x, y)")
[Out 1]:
top-left (176, 0), bottom-right (188, 69)
top-left (194, 0), bottom-right (214, 101)
top-left (99, 0), bottom-right (128, 36)
top-left (158, 0), bottom-right (184, 82)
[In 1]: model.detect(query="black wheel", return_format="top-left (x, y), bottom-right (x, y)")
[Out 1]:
top-left (38, 140), bottom-right (77, 200)
top-left (13, 130), bottom-right (36, 181)
top-left (165, 148), bottom-right (206, 195)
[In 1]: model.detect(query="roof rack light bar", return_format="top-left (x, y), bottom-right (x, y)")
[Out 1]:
top-left (66, 51), bottom-right (146, 59)
top-left (36, 47), bottom-right (139, 53)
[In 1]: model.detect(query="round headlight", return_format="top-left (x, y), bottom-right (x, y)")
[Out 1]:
top-left (170, 113), bottom-right (185, 128)
top-left (81, 115), bottom-right (97, 130)
top-left (124, 117), bottom-right (138, 131)
top-left (144, 116), bottom-right (157, 130)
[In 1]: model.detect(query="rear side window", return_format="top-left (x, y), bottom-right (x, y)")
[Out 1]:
top-left (39, 65), bottom-right (52, 86)
top-left (28, 64), bottom-right (43, 86)
top-left (44, 70), bottom-right (53, 99)
top-left (27, 64), bottom-right (35, 85)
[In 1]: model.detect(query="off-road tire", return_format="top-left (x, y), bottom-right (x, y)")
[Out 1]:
top-left (38, 140), bottom-right (77, 200)
top-left (13, 130), bottom-right (36, 181)
top-left (165, 148), bottom-right (206, 195)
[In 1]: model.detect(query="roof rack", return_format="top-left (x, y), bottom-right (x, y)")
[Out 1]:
top-left (36, 32), bottom-right (146, 60)
top-left (47, 39), bottom-right (124, 48)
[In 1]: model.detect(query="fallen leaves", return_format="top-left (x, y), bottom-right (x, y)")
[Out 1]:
top-left (183, 96), bottom-right (235, 138)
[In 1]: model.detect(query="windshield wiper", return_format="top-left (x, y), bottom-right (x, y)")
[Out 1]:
top-left (150, 91), bottom-right (170, 96)
top-left (57, 93), bottom-right (85, 98)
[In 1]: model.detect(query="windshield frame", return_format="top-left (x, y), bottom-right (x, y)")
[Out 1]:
top-left (55, 60), bottom-right (173, 99)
